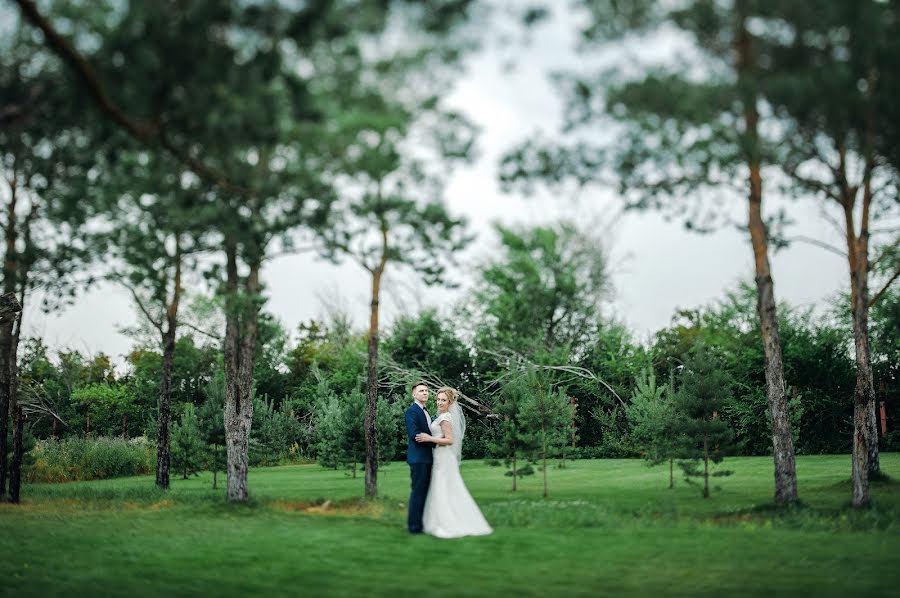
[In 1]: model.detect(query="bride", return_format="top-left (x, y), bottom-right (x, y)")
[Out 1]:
top-left (415, 387), bottom-right (492, 538)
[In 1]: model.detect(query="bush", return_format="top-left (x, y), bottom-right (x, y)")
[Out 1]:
top-left (25, 436), bottom-right (155, 483)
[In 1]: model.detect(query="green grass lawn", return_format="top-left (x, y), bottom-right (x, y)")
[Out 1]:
top-left (2, 454), bottom-right (899, 597)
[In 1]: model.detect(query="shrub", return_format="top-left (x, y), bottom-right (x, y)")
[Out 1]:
top-left (25, 436), bottom-right (155, 483)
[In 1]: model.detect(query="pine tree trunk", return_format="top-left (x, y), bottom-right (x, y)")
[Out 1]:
top-left (364, 267), bottom-right (383, 498)
top-left (364, 229), bottom-right (388, 499)
top-left (0, 321), bottom-right (12, 498)
top-left (737, 8), bottom-right (798, 504)
top-left (8, 405), bottom-right (23, 503)
top-left (542, 431), bottom-right (548, 498)
top-left (223, 239), bottom-right (260, 503)
top-left (156, 233), bottom-right (182, 490)
top-left (156, 326), bottom-right (175, 489)
top-left (843, 181), bottom-right (876, 506)
top-left (702, 434), bottom-right (709, 499)
top-left (122, 414), bottom-right (127, 438)
top-left (862, 72), bottom-right (881, 481)
top-left (0, 183), bottom-right (18, 499)
top-left (512, 453), bottom-right (517, 491)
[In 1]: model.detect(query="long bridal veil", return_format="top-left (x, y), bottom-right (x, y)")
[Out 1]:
top-left (449, 400), bottom-right (466, 462)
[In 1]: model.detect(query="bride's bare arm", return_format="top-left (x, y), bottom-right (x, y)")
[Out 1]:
top-left (415, 420), bottom-right (453, 445)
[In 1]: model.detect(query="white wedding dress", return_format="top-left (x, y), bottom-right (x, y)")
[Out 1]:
top-left (422, 412), bottom-right (492, 538)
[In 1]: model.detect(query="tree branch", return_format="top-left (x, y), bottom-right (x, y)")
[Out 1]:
top-left (868, 265), bottom-right (900, 309)
top-left (376, 353), bottom-right (494, 416)
top-left (481, 348), bottom-right (627, 409)
top-left (13, 0), bottom-right (252, 196)
top-left (177, 319), bottom-right (222, 341)
top-left (114, 277), bottom-right (164, 334)
top-left (783, 235), bottom-right (847, 258)
top-left (13, 0), bottom-right (158, 139)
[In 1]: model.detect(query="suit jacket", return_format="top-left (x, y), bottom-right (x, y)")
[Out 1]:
top-left (405, 403), bottom-right (435, 464)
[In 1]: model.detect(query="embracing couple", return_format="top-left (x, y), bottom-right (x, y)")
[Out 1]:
top-left (405, 381), bottom-right (492, 538)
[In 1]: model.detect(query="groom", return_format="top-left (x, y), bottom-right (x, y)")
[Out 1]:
top-left (405, 381), bottom-right (434, 534)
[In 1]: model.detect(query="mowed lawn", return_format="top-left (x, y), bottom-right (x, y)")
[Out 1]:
top-left (2, 454), bottom-right (899, 597)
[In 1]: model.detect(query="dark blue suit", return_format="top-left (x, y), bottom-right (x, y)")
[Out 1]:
top-left (405, 402), bottom-right (434, 533)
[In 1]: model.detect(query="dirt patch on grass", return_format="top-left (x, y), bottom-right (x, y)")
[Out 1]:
top-left (269, 498), bottom-right (384, 518)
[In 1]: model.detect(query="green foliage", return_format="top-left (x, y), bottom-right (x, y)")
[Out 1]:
top-left (170, 404), bottom-right (204, 480)
top-left (575, 323), bottom-right (647, 452)
top-left (25, 436), bottom-right (154, 483)
top-left (671, 345), bottom-right (737, 498)
top-left (490, 378), bottom-right (536, 487)
top-left (469, 223), bottom-right (610, 358)
top-left (196, 374), bottom-right (227, 487)
top-left (382, 309), bottom-right (475, 395)
top-left (70, 383), bottom-right (137, 438)
top-left (625, 368), bottom-right (677, 467)
top-left (518, 371), bottom-right (572, 463)
top-left (312, 376), bottom-right (401, 475)
top-left (250, 395), bottom-right (304, 467)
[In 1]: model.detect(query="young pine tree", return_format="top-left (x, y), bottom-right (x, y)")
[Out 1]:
top-left (519, 370), bottom-right (572, 498)
top-left (671, 347), bottom-right (736, 498)
top-left (491, 378), bottom-right (536, 491)
top-left (626, 368), bottom-right (679, 488)
top-left (197, 378), bottom-right (226, 489)
top-left (170, 404), bottom-right (204, 480)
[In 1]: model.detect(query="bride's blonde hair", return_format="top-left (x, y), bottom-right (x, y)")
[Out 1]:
top-left (435, 386), bottom-right (457, 404)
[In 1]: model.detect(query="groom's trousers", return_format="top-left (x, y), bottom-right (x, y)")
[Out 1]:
top-left (408, 463), bottom-right (432, 533)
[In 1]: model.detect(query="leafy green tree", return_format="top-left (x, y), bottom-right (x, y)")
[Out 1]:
top-left (574, 322), bottom-right (647, 453)
top-left (312, 378), bottom-right (346, 471)
top-left (12, 0), bottom-right (480, 503)
top-left (70, 384), bottom-right (136, 438)
top-left (382, 310), bottom-right (475, 397)
top-left (170, 403), bottom-right (204, 480)
top-left (671, 346), bottom-right (736, 499)
top-left (625, 368), bottom-right (678, 488)
top-left (468, 224), bottom-right (610, 360)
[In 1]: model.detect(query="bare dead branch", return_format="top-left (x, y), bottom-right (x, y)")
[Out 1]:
top-left (481, 348), bottom-right (627, 409)
top-left (784, 235), bottom-right (847, 259)
top-left (377, 353), bottom-right (495, 416)
top-left (114, 277), bottom-right (164, 334)
top-left (177, 319), bottom-right (223, 341)
top-left (869, 265), bottom-right (900, 309)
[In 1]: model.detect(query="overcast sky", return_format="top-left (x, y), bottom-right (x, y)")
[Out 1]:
top-left (24, 8), bottom-right (853, 366)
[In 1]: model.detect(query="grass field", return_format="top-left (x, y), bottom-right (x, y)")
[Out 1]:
top-left (2, 454), bottom-right (899, 597)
